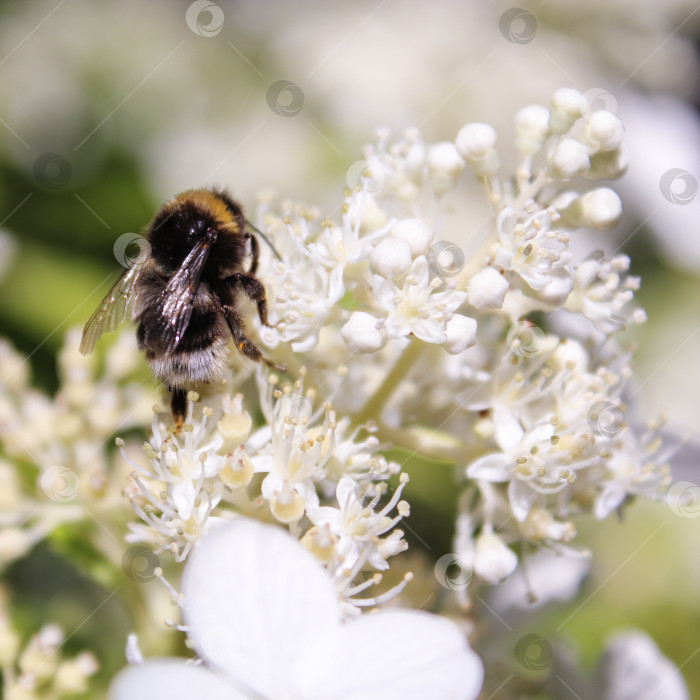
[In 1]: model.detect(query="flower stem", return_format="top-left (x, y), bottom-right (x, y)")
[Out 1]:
top-left (352, 339), bottom-right (423, 427)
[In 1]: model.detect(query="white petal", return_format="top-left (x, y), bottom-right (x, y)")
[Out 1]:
top-left (182, 519), bottom-right (340, 699)
top-left (301, 610), bottom-right (483, 700)
top-left (493, 404), bottom-right (524, 453)
top-left (110, 660), bottom-right (242, 700)
top-left (508, 478), bottom-right (536, 522)
top-left (466, 453), bottom-right (512, 482)
top-left (172, 481), bottom-right (196, 521)
top-left (595, 631), bottom-right (690, 700)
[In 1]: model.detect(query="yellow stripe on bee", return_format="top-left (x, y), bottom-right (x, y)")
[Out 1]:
top-left (174, 189), bottom-right (240, 232)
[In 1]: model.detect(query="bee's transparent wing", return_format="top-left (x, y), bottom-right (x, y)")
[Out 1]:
top-left (151, 238), bottom-right (214, 355)
top-left (79, 266), bottom-right (141, 355)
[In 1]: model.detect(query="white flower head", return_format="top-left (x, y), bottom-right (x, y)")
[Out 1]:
top-left (110, 518), bottom-right (484, 700)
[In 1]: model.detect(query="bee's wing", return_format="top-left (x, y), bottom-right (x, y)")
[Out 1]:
top-left (79, 265), bottom-right (141, 355)
top-left (152, 238), bottom-right (214, 355)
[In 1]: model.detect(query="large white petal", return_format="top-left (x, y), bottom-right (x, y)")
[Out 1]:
top-left (182, 518), bottom-right (340, 699)
top-left (109, 660), bottom-right (243, 700)
top-left (301, 609), bottom-right (483, 700)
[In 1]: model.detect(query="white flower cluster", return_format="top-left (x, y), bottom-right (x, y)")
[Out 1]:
top-left (0, 587), bottom-right (98, 698)
top-left (0, 86), bottom-right (681, 700)
top-left (122, 375), bottom-right (408, 611)
top-left (0, 330), bottom-right (152, 568)
top-left (237, 87), bottom-right (663, 594)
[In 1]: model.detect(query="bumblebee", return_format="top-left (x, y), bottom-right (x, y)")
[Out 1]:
top-left (80, 187), bottom-right (280, 427)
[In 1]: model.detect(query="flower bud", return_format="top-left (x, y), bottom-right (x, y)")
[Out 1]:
top-left (474, 532), bottom-right (517, 583)
top-left (514, 105), bottom-right (550, 155)
top-left (427, 142), bottom-right (465, 194)
top-left (390, 219), bottom-right (434, 256)
top-left (369, 238), bottom-right (412, 278)
top-left (341, 312), bottom-right (385, 354)
top-left (443, 314), bottom-right (477, 354)
top-left (549, 88), bottom-right (587, 134)
top-left (587, 146), bottom-right (629, 180)
top-left (549, 138), bottom-right (590, 178)
top-left (584, 110), bottom-right (624, 152)
top-left (456, 123), bottom-right (500, 176)
top-left (563, 188), bottom-right (622, 230)
top-left (467, 268), bottom-right (509, 309)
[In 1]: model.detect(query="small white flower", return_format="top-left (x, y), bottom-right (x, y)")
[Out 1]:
top-left (309, 474), bottom-right (409, 572)
top-left (373, 256), bottom-right (467, 344)
top-left (109, 519), bottom-right (484, 700)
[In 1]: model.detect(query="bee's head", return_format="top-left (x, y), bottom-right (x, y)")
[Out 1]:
top-left (148, 202), bottom-right (219, 267)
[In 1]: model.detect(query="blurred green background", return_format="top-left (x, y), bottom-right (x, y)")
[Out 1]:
top-left (0, 0), bottom-right (699, 696)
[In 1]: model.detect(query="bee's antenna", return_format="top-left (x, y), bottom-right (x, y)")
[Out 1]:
top-left (245, 219), bottom-right (282, 261)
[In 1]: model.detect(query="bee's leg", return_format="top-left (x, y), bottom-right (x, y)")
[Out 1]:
top-left (223, 305), bottom-right (285, 372)
top-left (171, 388), bottom-right (187, 433)
top-left (221, 273), bottom-right (268, 325)
top-left (246, 232), bottom-right (260, 275)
